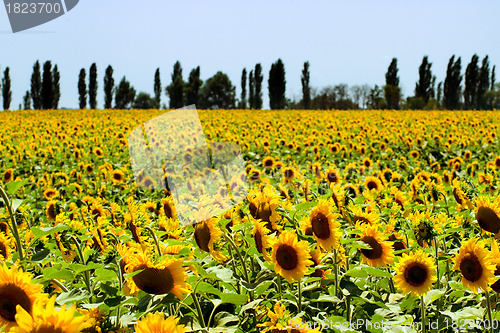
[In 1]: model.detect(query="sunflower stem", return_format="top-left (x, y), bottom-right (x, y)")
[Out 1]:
top-left (298, 280), bottom-right (302, 313)
top-left (486, 289), bottom-right (494, 333)
top-left (50, 278), bottom-right (69, 293)
top-left (333, 249), bottom-right (339, 298)
top-left (386, 267), bottom-right (396, 294)
top-left (0, 185), bottom-right (25, 263)
top-left (68, 234), bottom-right (92, 298)
top-left (420, 295), bottom-right (427, 333)
top-left (223, 233), bottom-right (254, 301)
top-left (191, 278), bottom-right (207, 329)
top-left (145, 226), bottom-right (162, 256)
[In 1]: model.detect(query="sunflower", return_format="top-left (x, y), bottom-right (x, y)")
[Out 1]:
top-left (193, 217), bottom-right (226, 262)
top-left (270, 230), bottom-right (313, 283)
top-left (111, 169), bottom-right (125, 184)
top-left (283, 167), bottom-right (296, 183)
top-left (125, 252), bottom-right (191, 298)
top-left (0, 264), bottom-right (45, 330)
top-left (453, 238), bottom-right (495, 293)
top-left (161, 196), bottom-right (178, 221)
top-left (362, 157), bottom-right (373, 169)
top-left (325, 167), bottom-right (342, 185)
top-left (0, 233), bottom-right (13, 261)
top-left (262, 156), bottom-right (275, 169)
top-left (475, 196), bottom-right (500, 236)
top-left (251, 221), bottom-right (273, 261)
top-left (42, 188), bottom-right (58, 201)
top-left (357, 223), bottom-right (394, 268)
top-left (10, 296), bottom-right (87, 333)
top-left (45, 201), bottom-right (58, 221)
top-left (394, 250), bottom-right (436, 297)
top-left (305, 199), bottom-right (340, 251)
top-left (349, 204), bottom-right (378, 225)
top-left (135, 312), bottom-right (186, 333)
top-left (364, 176), bottom-right (383, 192)
top-left (259, 301), bottom-right (320, 333)
top-left (2, 169), bottom-right (14, 184)
top-left (248, 187), bottom-right (281, 232)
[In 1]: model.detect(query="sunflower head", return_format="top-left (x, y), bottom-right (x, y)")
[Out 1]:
top-left (125, 251), bottom-right (191, 299)
top-left (307, 199), bottom-right (340, 251)
top-left (270, 230), bottom-right (313, 283)
top-left (135, 312), bottom-right (186, 333)
top-left (394, 250), bottom-right (437, 297)
top-left (0, 263), bottom-right (45, 330)
top-left (475, 197), bottom-right (500, 235)
top-left (453, 238), bottom-right (496, 293)
top-left (357, 223), bottom-right (394, 268)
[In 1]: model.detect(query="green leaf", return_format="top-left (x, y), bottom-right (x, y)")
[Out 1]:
top-left (345, 268), bottom-right (369, 279)
top-left (364, 266), bottom-right (392, 278)
top-left (95, 268), bottom-right (118, 282)
top-left (220, 293), bottom-right (248, 305)
top-left (5, 179), bottom-right (28, 195)
top-left (294, 201), bottom-right (318, 211)
top-left (196, 282), bottom-right (222, 296)
top-left (43, 267), bottom-right (74, 281)
top-left (206, 266), bottom-right (236, 283)
top-left (11, 199), bottom-right (25, 213)
top-left (424, 289), bottom-right (445, 306)
top-left (31, 225), bottom-right (69, 238)
top-left (350, 240), bottom-right (372, 250)
top-left (315, 294), bottom-right (341, 303)
top-left (31, 248), bottom-right (51, 262)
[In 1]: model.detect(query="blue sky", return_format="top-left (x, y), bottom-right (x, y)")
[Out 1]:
top-left (0, 0), bottom-right (498, 109)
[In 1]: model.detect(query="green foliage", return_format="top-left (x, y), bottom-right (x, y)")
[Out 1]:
top-left (104, 65), bottom-right (114, 109)
top-left (199, 71), bottom-right (236, 109)
top-left (186, 66), bottom-right (202, 107)
top-left (248, 70), bottom-right (255, 109)
top-left (384, 58), bottom-right (400, 109)
top-left (254, 64), bottom-right (263, 109)
top-left (443, 55), bottom-right (462, 110)
top-left (239, 68), bottom-right (247, 109)
top-left (89, 63), bottom-right (98, 109)
top-left (52, 65), bottom-right (60, 109)
top-left (31, 60), bottom-right (42, 110)
top-left (132, 92), bottom-right (157, 109)
top-left (41, 61), bottom-right (54, 110)
top-left (301, 61), bottom-right (311, 109)
top-left (2, 67), bottom-right (11, 110)
top-left (78, 68), bottom-right (87, 109)
top-left (114, 76), bottom-right (136, 109)
top-left (166, 61), bottom-right (185, 109)
top-left (415, 56), bottom-right (435, 103)
top-left (23, 90), bottom-right (31, 110)
top-left (464, 54), bottom-right (479, 109)
top-left (268, 58), bottom-right (287, 109)
top-left (154, 68), bottom-right (161, 108)
top-left (367, 85), bottom-right (386, 109)
top-left (478, 56), bottom-right (490, 110)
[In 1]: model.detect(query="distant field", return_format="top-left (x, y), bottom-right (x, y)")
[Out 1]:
top-left (1, 109), bottom-right (500, 332)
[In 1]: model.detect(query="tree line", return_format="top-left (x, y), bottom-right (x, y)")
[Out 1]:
top-left (0, 55), bottom-right (499, 110)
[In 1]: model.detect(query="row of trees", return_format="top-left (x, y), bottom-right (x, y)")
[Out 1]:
top-left (1, 55), bottom-right (499, 110)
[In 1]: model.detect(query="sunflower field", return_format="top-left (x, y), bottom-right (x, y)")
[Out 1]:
top-left (2, 109), bottom-right (500, 333)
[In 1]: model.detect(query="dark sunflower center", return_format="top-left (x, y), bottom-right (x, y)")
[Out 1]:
top-left (395, 198), bottom-right (404, 209)
top-left (47, 204), bottom-right (56, 219)
top-left (460, 254), bottom-right (483, 282)
top-left (32, 326), bottom-right (65, 333)
top-left (327, 172), bottom-right (338, 183)
top-left (194, 223), bottom-right (211, 252)
top-left (132, 265), bottom-right (175, 295)
top-left (0, 284), bottom-right (32, 322)
top-left (476, 206), bottom-right (500, 234)
top-left (0, 242), bottom-right (7, 259)
top-left (452, 188), bottom-right (463, 205)
top-left (253, 230), bottom-right (263, 254)
top-left (249, 202), bottom-right (258, 219)
top-left (404, 263), bottom-right (428, 286)
top-left (311, 213), bottom-right (331, 240)
top-left (284, 169), bottom-right (294, 179)
top-left (366, 181), bottom-right (378, 190)
top-left (164, 203), bottom-right (174, 219)
top-left (258, 207), bottom-right (272, 223)
top-left (491, 279), bottom-right (500, 293)
top-left (264, 159), bottom-right (273, 167)
top-left (113, 173), bottom-right (122, 180)
top-left (360, 236), bottom-right (383, 260)
top-left (276, 244), bottom-right (298, 270)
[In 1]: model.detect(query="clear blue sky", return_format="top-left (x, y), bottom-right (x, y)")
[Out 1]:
top-left (0, 0), bottom-right (498, 109)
